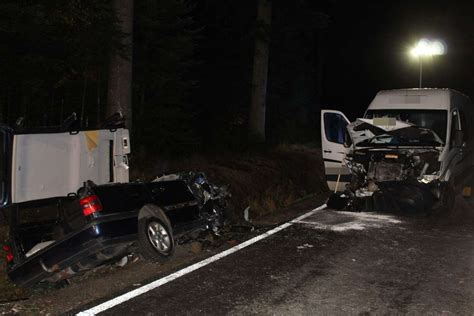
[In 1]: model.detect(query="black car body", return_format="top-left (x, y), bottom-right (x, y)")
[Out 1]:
top-left (0, 120), bottom-right (227, 287)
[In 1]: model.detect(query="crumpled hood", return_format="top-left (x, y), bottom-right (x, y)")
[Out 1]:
top-left (346, 118), bottom-right (443, 147)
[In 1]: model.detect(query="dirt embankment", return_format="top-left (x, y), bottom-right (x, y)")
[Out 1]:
top-left (0, 145), bottom-right (329, 306)
top-left (131, 145), bottom-right (328, 223)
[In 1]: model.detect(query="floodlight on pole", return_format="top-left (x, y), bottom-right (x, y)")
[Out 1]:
top-left (409, 39), bottom-right (446, 88)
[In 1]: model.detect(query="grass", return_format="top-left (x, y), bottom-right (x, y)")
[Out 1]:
top-left (131, 145), bottom-right (328, 223)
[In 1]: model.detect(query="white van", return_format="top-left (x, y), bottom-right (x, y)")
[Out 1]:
top-left (321, 88), bottom-right (474, 211)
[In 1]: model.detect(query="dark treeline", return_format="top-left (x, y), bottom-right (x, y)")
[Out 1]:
top-left (0, 1), bottom-right (118, 128)
top-left (0, 0), bottom-right (332, 154)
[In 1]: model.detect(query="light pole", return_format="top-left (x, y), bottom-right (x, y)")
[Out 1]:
top-left (410, 39), bottom-right (446, 88)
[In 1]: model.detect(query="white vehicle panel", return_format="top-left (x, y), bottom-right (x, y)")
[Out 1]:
top-left (320, 110), bottom-right (351, 192)
top-left (11, 128), bottom-right (130, 203)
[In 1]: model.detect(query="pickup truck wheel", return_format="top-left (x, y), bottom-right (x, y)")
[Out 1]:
top-left (138, 217), bottom-right (175, 261)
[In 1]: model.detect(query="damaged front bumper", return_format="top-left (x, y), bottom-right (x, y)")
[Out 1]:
top-left (328, 180), bottom-right (446, 212)
top-left (331, 146), bottom-right (446, 212)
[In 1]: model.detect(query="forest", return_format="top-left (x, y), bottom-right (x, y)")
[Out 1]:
top-left (0, 0), bottom-right (332, 155)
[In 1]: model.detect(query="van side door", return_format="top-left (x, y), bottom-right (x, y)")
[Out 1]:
top-left (320, 110), bottom-right (351, 192)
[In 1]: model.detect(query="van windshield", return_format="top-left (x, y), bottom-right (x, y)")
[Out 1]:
top-left (364, 109), bottom-right (448, 142)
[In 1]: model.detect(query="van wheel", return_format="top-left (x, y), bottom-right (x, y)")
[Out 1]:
top-left (138, 216), bottom-right (175, 261)
top-left (433, 182), bottom-right (455, 214)
top-left (442, 183), bottom-right (455, 212)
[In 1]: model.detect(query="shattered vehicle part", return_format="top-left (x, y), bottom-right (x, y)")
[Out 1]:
top-left (154, 172), bottom-right (230, 233)
top-left (0, 117), bottom-right (231, 287)
top-left (321, 87), bottom-right (474, 213)
top-left (346, 147), bottom-right (442, 196)
top-left (347, 118), bottom-right (444, 148)
top-left (342, 119), bottom-right (444, 211)
top-left (5, 173), bottom-right (231, 287)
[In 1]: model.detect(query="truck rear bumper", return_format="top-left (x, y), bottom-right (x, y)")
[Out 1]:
top-left (8, 212), bottom-right (138, 287)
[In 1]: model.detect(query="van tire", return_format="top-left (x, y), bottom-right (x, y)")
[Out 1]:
top-left (433, 182), bottom-right (455, 214)
top-left (443, 183), bottom-right (455, 212)
top-left (138, 213), bottom-right (175, 262)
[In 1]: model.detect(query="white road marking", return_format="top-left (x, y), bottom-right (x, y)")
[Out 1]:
top-left (76, 204), bottom-right (327, 315)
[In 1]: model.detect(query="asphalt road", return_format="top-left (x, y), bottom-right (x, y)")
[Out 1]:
top-left (83, 201), bottom-right (474, 315)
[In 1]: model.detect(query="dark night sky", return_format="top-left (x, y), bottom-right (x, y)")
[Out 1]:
top-left (322, 0), bottom-right (474, 120)
top-left (2, 0), bottom-right (473, 148)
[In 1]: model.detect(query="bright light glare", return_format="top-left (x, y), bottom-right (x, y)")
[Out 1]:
top-left (431, 41), bottom-right (446, 55)
top-left (410, 39), bottom-right (446, 57)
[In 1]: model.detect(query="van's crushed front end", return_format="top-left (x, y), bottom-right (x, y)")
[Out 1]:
top-left (335, 119), bottom-right (447, 211)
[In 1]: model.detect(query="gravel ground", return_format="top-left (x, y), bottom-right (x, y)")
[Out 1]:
top-left (1, 192), bottom-right (473, 315)
top-left (100, 196), bottom-right (474, 315)
top-left (0, 195), bottom-right (327, 315)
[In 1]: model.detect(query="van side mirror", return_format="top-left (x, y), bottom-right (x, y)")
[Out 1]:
top-left (454, 130), bottom-right (464, 148)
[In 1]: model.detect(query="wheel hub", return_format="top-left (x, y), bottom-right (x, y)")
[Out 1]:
top-left (147, 221), bottom-right (171, 253)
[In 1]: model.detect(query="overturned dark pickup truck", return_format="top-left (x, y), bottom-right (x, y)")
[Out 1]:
top-left (1, 119), bottom-right (228, 287)
top-left (322, 88), bottom-right (474, 212)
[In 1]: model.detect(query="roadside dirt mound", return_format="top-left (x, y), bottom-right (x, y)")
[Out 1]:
top-left (131, 145), bottom-right (328, 223)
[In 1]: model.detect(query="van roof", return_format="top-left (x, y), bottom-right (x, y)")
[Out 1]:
top-left (367, 88), bottom-right (467, 111)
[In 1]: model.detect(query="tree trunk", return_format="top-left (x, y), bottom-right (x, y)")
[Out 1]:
top-left (107, 0), bottom-right (134, 130)
top-left (249, 0), bottom-right (272, 143)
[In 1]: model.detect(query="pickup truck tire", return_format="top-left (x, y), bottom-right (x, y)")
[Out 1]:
top-left (138, 215), bottom-right (175, 261)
